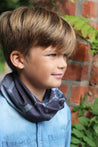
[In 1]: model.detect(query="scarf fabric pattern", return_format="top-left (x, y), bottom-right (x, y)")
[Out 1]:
top-left (0, 72), bottom-right (66, 122)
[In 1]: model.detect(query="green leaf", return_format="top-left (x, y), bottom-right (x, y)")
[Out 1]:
top-left (81, 24), bottom-right (91, 38)
top-left (78, 116), bottom-right (90, 126)
top-left (78, 109), bottom-right (88, 117)
top-left (80, 98), bottom-right (84, 106)
top-left (91, 98), bottom-right (98, 115)
top-left (63, 15), bottom-right (98, 55)
top-left (81, 17), bottom-right (90, 22)
top-left (74, 123), bottom-right (85, 131)
top-left (93, 124), bottom-right (98, 135)
top-left (95, 138), bottom-right (98, 147)
top-left (74, 21), bottom-right (84, 30)
top-left (90, 30), bottom-right (97, 42)
top-left (70, 144), bottom-right (78, 147)
top-left (89, 116), bottom-right (98, 127)
top-left (85, 130), bottom-right (94, 140)
top-left (70, 0), bottom-right (76, 3)
top-left (72, 105), bottom-right (80, 112)
top-left (80, 141), bottom-right (85, 147)
top-left (72, 128), bottom-right (84, 138)
top-left (71, 137), bottom-right (81, 144)
top-left (71, 98), bottom-right (98, 147)
top-left (83, 136), bottom-right (96, 147)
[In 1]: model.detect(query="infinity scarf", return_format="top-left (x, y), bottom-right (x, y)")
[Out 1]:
top-left (0, 72), bottom-right (66, 122)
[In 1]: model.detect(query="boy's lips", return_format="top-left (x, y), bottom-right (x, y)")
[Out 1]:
top-left (51, 73), bottom-right (64, 79)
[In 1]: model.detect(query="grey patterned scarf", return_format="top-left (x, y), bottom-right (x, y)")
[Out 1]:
top-left (0, 72), bottom-right (65, 122)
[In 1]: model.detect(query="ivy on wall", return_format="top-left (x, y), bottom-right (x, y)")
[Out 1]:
top-left (63, 15), bottom-right (98, 55)
top-left (71, 97), bottom-right (98, 147)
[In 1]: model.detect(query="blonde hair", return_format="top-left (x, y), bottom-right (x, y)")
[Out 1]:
top-left (0, 6), bottom-right (76, 72)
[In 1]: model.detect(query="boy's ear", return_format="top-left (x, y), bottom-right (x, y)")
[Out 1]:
top-left (10, 50), bottom-right (24, 69)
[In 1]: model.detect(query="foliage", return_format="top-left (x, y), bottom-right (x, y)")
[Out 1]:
top-left (71, 96), bottom-right (98, 147)
top-left (0, 48), bottom-right (4, 63)
top-left (63, 15), bottom-right (98, 55)
top-left (0, 62), bottom-right (5, 72)
top-left (0, 48), bottom-right (5, 72)
top-left (0, 0), bottom-right (77, 13)
top-left (0, 0), bottom-right (32, 13)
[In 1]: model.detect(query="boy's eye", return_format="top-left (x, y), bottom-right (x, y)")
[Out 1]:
top-left (47, 53), bottom-right (67, 57)
top-left (63, 54), bottom-right (67, 57)
top-left (48, 54), bottom-right (56, 57)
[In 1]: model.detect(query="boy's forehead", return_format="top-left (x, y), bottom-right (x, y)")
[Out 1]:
top-left (29, 46), bottom-right (56, 55)
top-left (42, 46), bottom-right (65, 53)
top-left (29, 45), bottom-right (67, 57)
top-left (43, 46), bottom-right (57, 52)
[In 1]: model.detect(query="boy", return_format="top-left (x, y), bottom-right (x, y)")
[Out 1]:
top-left (0, 6), bottom-right (76, 147)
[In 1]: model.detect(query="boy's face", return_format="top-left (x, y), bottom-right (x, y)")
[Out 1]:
top-left (20, 46), bottom-right (67, 90)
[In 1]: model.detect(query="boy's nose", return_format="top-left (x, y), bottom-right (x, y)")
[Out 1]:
top-left (57, 56), bottom-right (67, 70)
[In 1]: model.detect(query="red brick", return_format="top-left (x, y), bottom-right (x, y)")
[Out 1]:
top-left (93, 54), bottom-right (98, 62)
top-left (82, 1), bottom-right (97, 18)
top-left (70, 85), bottom-right (88, 103)
top-left (63, 63), bottom-right (90, 81)
top-left (90, 61), bottom-right (98, 84)
top-left (87, 85), bottom-right (98, 104)
top-left (90, 21), bottom-right (98, 30)
top-left (90, 55), bottom-right (98, 84)
top-left (89, 1), bottom-right (97, 18)
top-left (60, 85), bottom-right (68, 97)
top-left (61, 1), bottom-right (77, 15)
top-left (96, 24), bottom-right (98, 30)
top-left (71, 42), bottom-right (92, 62)
top-left (82, 1), bottom-right (90, 18)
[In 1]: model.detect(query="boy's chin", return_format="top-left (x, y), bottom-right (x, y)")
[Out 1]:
top-left (48, 83), bottom-right (62, 89)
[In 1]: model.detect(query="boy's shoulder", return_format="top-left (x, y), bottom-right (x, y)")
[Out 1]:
top-left (0, 93), bottom-right (5, 104)
top-left (0, 73), bottom-right (13, 87)
top-left (0, 94), bottom-right (14, 117)
top-left (0, 94), bottom-right (9, 124)
top-left (0, 94), bottom-right (9, 112)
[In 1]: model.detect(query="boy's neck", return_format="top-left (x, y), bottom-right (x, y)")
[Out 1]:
top-left (18, 71), bottom-right (47, 102)
top-left (23, 83), bottom-right (46, 102)
top-left (28, 87), bottom-right (46, 102)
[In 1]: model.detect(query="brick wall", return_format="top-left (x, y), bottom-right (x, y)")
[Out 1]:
top-left (58, 0), bottom-right (98, 29)
top-left (60, 40), bottom-right (93, 105)
top-left (58, 0), bottom-right (98, 124)
top-left (82, 0), bottom-right (98, 29)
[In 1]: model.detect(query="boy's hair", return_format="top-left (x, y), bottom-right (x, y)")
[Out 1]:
top-left (0, 6), bottom-right (76, 72)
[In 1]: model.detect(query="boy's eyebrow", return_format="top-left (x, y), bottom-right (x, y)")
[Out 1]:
top-left (44, 49), bottom-right (57, 53)
top-left (42, 47), bottom-right (57, 53)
